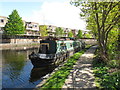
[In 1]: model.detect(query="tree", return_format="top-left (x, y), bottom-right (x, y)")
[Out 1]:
top-left (76, 30), bottom-right (83, 38)
top-left (68, 30), bottom-right (74, 37)
top-left (4, 9), bottom-right (25, 35)
top-left (85, 33), bottom-right (92, 38)
top-left (55, 27), bottom-right (64, 37)
top-left (39, 25), bottom-right (48, 37)
top-left (71, 1), bottom-right (120, 62)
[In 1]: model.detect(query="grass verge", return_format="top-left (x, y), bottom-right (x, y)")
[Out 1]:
top-left (92, 50), bottom-right (120, 89)
top-left (40, 45), bottom-right (91, 89)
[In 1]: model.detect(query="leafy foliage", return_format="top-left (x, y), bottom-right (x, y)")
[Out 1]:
top-left (93, 56), bottom-right (120, 89)
top-left (71, 1), bottom-right (120, 62)
top-left (68, 30), bottom-right (74, 37)
top-left (84, 33), bottom-right (92, 38)
top-left (4, 9), bottom-right (25, 35)
top-left (39, 25), bottom-right (48, 37)
top-left (55, 27), bottom-right (64, 37)
top-left (76, 30), bottom-right (82, 38)
top-left (107, 60), bottom-right (120, 68)
top-left (107, 28), bottom-right (119, 60)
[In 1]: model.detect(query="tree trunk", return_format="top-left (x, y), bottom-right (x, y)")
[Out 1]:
top-left (99, 41), bottom-right (108, 62)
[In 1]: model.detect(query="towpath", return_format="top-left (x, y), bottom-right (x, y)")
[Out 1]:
top-left (62, 45), bottom-right (97, 89)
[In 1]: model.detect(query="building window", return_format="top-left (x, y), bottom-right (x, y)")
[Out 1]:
top-left (49, 25), bottom-right (52, 28)
top-left (28, 24), bottom-right (33, 28)
top-left (0, 19), bottom-right (4, 23)
top-left (34, 25), bottom-right (37, 27)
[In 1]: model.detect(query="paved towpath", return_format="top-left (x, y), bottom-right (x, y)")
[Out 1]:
top-left (62, 45), bottom-right (97, 89)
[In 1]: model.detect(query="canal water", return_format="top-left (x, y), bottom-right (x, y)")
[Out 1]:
top-left (2, 47), bottom-right (55, 89)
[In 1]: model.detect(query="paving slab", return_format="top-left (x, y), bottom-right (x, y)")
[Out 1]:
top-left (62, 46), bottom-right (97, 89)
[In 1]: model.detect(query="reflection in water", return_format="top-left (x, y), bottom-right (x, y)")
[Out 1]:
top-left (2, 50), bottom-right (26, 80)
top-left (29, 66), bottom-right (55, 82)
top-left (2, 47), bottom-right (56, 88)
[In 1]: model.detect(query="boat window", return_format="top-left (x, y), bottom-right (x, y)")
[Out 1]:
top-left (70, 43), bottom-right (73, 47)
top-left (39, 43), bottom-right (49, 54)
top-left (60, 43), bottom-right (67, 50)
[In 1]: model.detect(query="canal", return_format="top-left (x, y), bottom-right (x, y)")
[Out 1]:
top-left (2, 47), bottom-right (55, 89)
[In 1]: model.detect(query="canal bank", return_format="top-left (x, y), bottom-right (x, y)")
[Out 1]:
top-left (0, 39), bottom-right (97, 50)
top-left (0, 42), bottom-right (40, 50)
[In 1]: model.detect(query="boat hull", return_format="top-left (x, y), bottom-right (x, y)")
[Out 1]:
top-left (30, 58), bottom-right (54, 67)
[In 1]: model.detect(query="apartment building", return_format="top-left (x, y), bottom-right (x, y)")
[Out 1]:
top-left (46, 25), bottom-right (74, 37)
top-left (0, 16), bottom-right (7, 34)
top-left (0, 16), bottom-right (40, 43)
top-left (25, 22), bottom-right (40, 36)
top-left (60, 27), bottom-right (78, 37)
top-left (0, 15), bottom-right (79, 41)
top-left (0, 16), bottom-right (40, 37)
top-left (72, 29), bottom-right (78, 37)
top-left (63, 28), bottom-right (71, 37)
top-left (46, 25), bottom-right (57, 37)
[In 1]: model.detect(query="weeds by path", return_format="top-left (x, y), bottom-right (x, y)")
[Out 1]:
top-left (92, 55), bottom-right (120, 89)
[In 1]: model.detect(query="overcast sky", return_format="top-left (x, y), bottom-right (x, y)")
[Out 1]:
top-left (1, 0), bottom-right (87, 30)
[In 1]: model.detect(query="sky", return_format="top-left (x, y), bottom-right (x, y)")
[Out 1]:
top-left (0, 0), bottom-right (87, 30)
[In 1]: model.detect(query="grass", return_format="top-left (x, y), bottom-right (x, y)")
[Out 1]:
top-left (92, 51), bottom-right (120, 89)
top-left (40, 45), bottom-right (91, 89)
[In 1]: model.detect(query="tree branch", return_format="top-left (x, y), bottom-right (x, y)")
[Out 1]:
top-left (94, 2), bottom-right (100, 30)
top-left (105, 12), bottom-right (119, 32)
top-left (99, 2), bottom-right (119, 30)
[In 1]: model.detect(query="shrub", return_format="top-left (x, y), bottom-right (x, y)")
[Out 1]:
top-left (107, 60), bottom-right (119, 68)
top-left (93, 56), bottom-right (120, 89)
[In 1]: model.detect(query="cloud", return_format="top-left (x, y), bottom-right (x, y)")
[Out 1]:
top-left (23, 1), bottom-right (86, 30)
